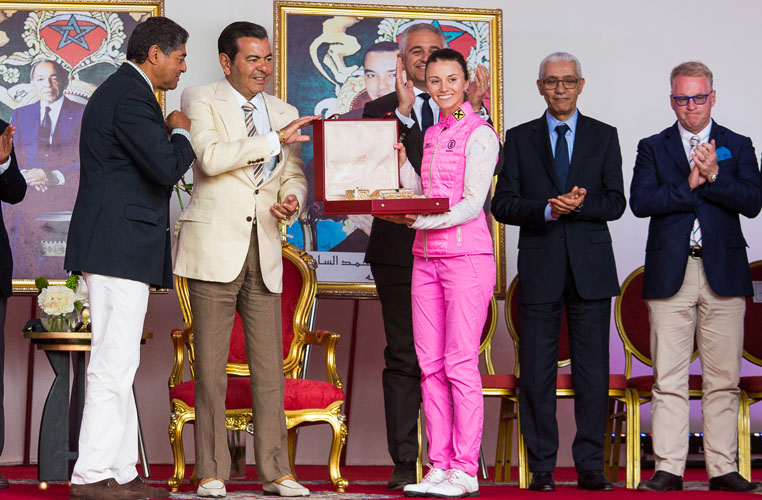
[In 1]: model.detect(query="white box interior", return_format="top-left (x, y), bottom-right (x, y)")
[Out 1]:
top-left (322, 120), bottom-right (399, 201)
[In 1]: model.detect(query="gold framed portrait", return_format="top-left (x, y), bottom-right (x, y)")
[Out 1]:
top-left (274, 0), bottom-right (505, 298)
top-left (0, 1), bottom-right (163, 294)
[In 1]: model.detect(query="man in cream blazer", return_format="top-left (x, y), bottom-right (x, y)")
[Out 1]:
top-left (174, 21), bottom-right (315, 498)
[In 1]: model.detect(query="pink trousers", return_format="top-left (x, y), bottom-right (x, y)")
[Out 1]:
top-left (411, 253), bottom-right (495, 475)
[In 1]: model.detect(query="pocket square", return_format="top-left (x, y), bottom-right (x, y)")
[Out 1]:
top-left (716, 146), bottom-right (732, 161)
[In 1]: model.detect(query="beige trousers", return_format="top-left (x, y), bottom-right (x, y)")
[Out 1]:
top-left (187, 230), bottom-right (290, 481)
top-left (647, 256), bottom-right (745, 478)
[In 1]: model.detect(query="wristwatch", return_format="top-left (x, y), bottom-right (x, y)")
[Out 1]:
top-left (709, 171), bottom-right (718, 183)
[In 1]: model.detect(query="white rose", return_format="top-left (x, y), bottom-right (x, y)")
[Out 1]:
top-left (38, 286), bottom-right (76, 316)
top-left (74, 279), bottom-right (88, 303)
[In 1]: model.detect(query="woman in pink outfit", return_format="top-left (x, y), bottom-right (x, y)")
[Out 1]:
top-left (382, 48), bottom-right (499, 499)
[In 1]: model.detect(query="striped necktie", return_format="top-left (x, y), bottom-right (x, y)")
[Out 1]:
top-left (690, 135), bottom-right (702, 247)
top-left (242, 102), bottom-right (264, 187)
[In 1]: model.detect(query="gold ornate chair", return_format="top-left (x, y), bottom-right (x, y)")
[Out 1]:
top-left (615, 266), bottom-right (701, 488)
top-left (504, 276), bottom-right (628, 488)
top-left (167, 242), bottom-right (348, 492)
top-left (480, 292), bottom-right (523, 485)
top-left (737, 260), bottom-right (762, 481)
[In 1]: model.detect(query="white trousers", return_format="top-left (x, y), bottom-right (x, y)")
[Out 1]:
top-left (71, 273), bottom-right (149, 485)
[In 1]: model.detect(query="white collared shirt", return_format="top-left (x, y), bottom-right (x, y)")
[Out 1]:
top-left (678, 121), bottom-right (711, 247)
top-left (677, 120), bottom-right (711, 161)
top-left (396, 87), bottom-right (441, 131)
top-left (230, 87), bottom-right (281, 180)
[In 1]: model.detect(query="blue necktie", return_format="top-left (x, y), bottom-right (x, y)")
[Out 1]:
top-left (554, 123), bottom-right (570, 189)
top-left (420, 93), bottom-right (434, 133)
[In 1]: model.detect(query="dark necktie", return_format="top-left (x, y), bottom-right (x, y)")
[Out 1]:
top-left (554, 123), bottom-right (570, 189)
top-left (38, 105), bottom-right (52, 147)
top-left (420, 93), bottom-right (434, 133)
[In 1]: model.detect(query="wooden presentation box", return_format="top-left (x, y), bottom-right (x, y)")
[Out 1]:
top-left (312, 118), bottom-right (449, 215)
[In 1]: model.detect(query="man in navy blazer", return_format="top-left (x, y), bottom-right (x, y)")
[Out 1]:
top-left (631, 61), bottom-right (762, 493)
top-left (491, 52), bottom-right (624, 492)
top-left (6, 60), bottom-right (84, 277)
top-left (0, 121), bottom-right (27, 489)
top-left (64, 17), bottom-right (195, 500)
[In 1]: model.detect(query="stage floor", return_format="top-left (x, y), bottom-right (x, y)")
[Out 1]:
top-left (2, 465), bottom-right (762, 499)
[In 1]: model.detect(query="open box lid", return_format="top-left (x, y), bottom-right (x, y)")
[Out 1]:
top-left (312, 117), bottom-right (449, 215)
top-left (314, 118), bottom-right (399, 201)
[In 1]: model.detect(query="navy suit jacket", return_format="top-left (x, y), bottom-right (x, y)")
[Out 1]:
top-left (491, 112), bottom-right (625, 303)
top-left (0, 120), bottom-right (27, 297)
top-left (362, 92), bottom-right (423, 266)
top-left (64, 63), bottom-right (195, 289)
top-left (630, 120), bottom-right (762, 299)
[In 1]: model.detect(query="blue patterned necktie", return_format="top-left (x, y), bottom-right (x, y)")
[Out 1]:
top-left (690, 135), bottom-right (702, 247)
top-left (554, 123), bottom-right (570, 189)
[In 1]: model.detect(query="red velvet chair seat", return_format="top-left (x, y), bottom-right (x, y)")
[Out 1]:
top-left (556, 373), bottom-right (627, 390)
top-left (171, 377), bottom-right (345, 411)
top-left (481, 373), bottom-right (518, 390)
top-left (740, 376), bottom-right (762, 393)
top-left (627, 373), bottom-right (703, 392)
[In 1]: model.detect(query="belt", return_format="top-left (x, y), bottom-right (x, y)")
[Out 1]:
top-left (689, 246), bottom-right (702, 258)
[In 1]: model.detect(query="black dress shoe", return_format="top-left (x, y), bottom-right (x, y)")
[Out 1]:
top-left (709, 472), bottom-right (762, 492)
top-left (388, 461), bottom-right (417, 491)
top-left (637, 470), bottom-right (683, 491)
top-left (0, 470), bottom-right (8, 488)
top-left (529, 471), bottom-right (555, 492)
top-left (577, 470), bottom-right (613, 491)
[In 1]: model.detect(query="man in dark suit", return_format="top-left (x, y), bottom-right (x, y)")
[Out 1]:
top-left (491, 52), bottom-right (624, 492)
top-left (361, 22), bottom-right (490, 490)
top-left (0, 121), bottom-right (27, 489)
top-left (631, 61), bottom-right (762, 493)
top-left (64, 17), bottom-right (195, 500)
top-left (6, 59), bottom-right (84, 277)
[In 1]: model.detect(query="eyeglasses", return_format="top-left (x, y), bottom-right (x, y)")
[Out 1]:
top-left (542, 78), bottom-right (579, 90)
top-left (671, 94), bottom-right (711, 106)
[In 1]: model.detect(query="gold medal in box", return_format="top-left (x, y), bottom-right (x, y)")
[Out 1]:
top-left (345, 187), bottom-right (423, 200)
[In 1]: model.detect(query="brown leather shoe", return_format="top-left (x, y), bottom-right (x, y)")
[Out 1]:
top-left (121, 476), bottom-right (170, 499)
top-left (70, 478), bottom-right (145, 500)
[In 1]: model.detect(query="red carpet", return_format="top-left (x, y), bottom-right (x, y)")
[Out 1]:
top-left (1, 465), bottom-right (762, 498)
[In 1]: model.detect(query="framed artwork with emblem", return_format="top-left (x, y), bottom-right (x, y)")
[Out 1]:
top-left (0, 0), bottom-right (163, 293)
top-left (274, 0), bottom-right (505, 297)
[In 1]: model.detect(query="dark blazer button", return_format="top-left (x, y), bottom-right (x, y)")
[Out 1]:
top-left (246, 216), bottom-right (252, 222)
top-left (255, 189), bottom-right (259, 195)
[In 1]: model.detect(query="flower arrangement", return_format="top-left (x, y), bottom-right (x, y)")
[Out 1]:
top-left (35, 275), bottom-right (89, 332)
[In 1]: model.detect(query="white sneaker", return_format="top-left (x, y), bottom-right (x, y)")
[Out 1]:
top-left (197, 479), bottom-right (226, 497)
top-left (427, 469), bottom-right (479, 498)
top-left (403, 467), bottom-right (447, 497)
top-left (262, 477), bottom-right (310, 497)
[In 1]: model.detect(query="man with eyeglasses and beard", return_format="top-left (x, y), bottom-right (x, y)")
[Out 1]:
top-left (631, 61), bottom-right (762, 493)
top-left (491, 52), bottom-right (625, 492)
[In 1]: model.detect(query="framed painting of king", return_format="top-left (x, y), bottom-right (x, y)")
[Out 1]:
top-left (274, 1), bottom-right (505, 297)
top-left (0, 0), bottom-right (163, 294)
